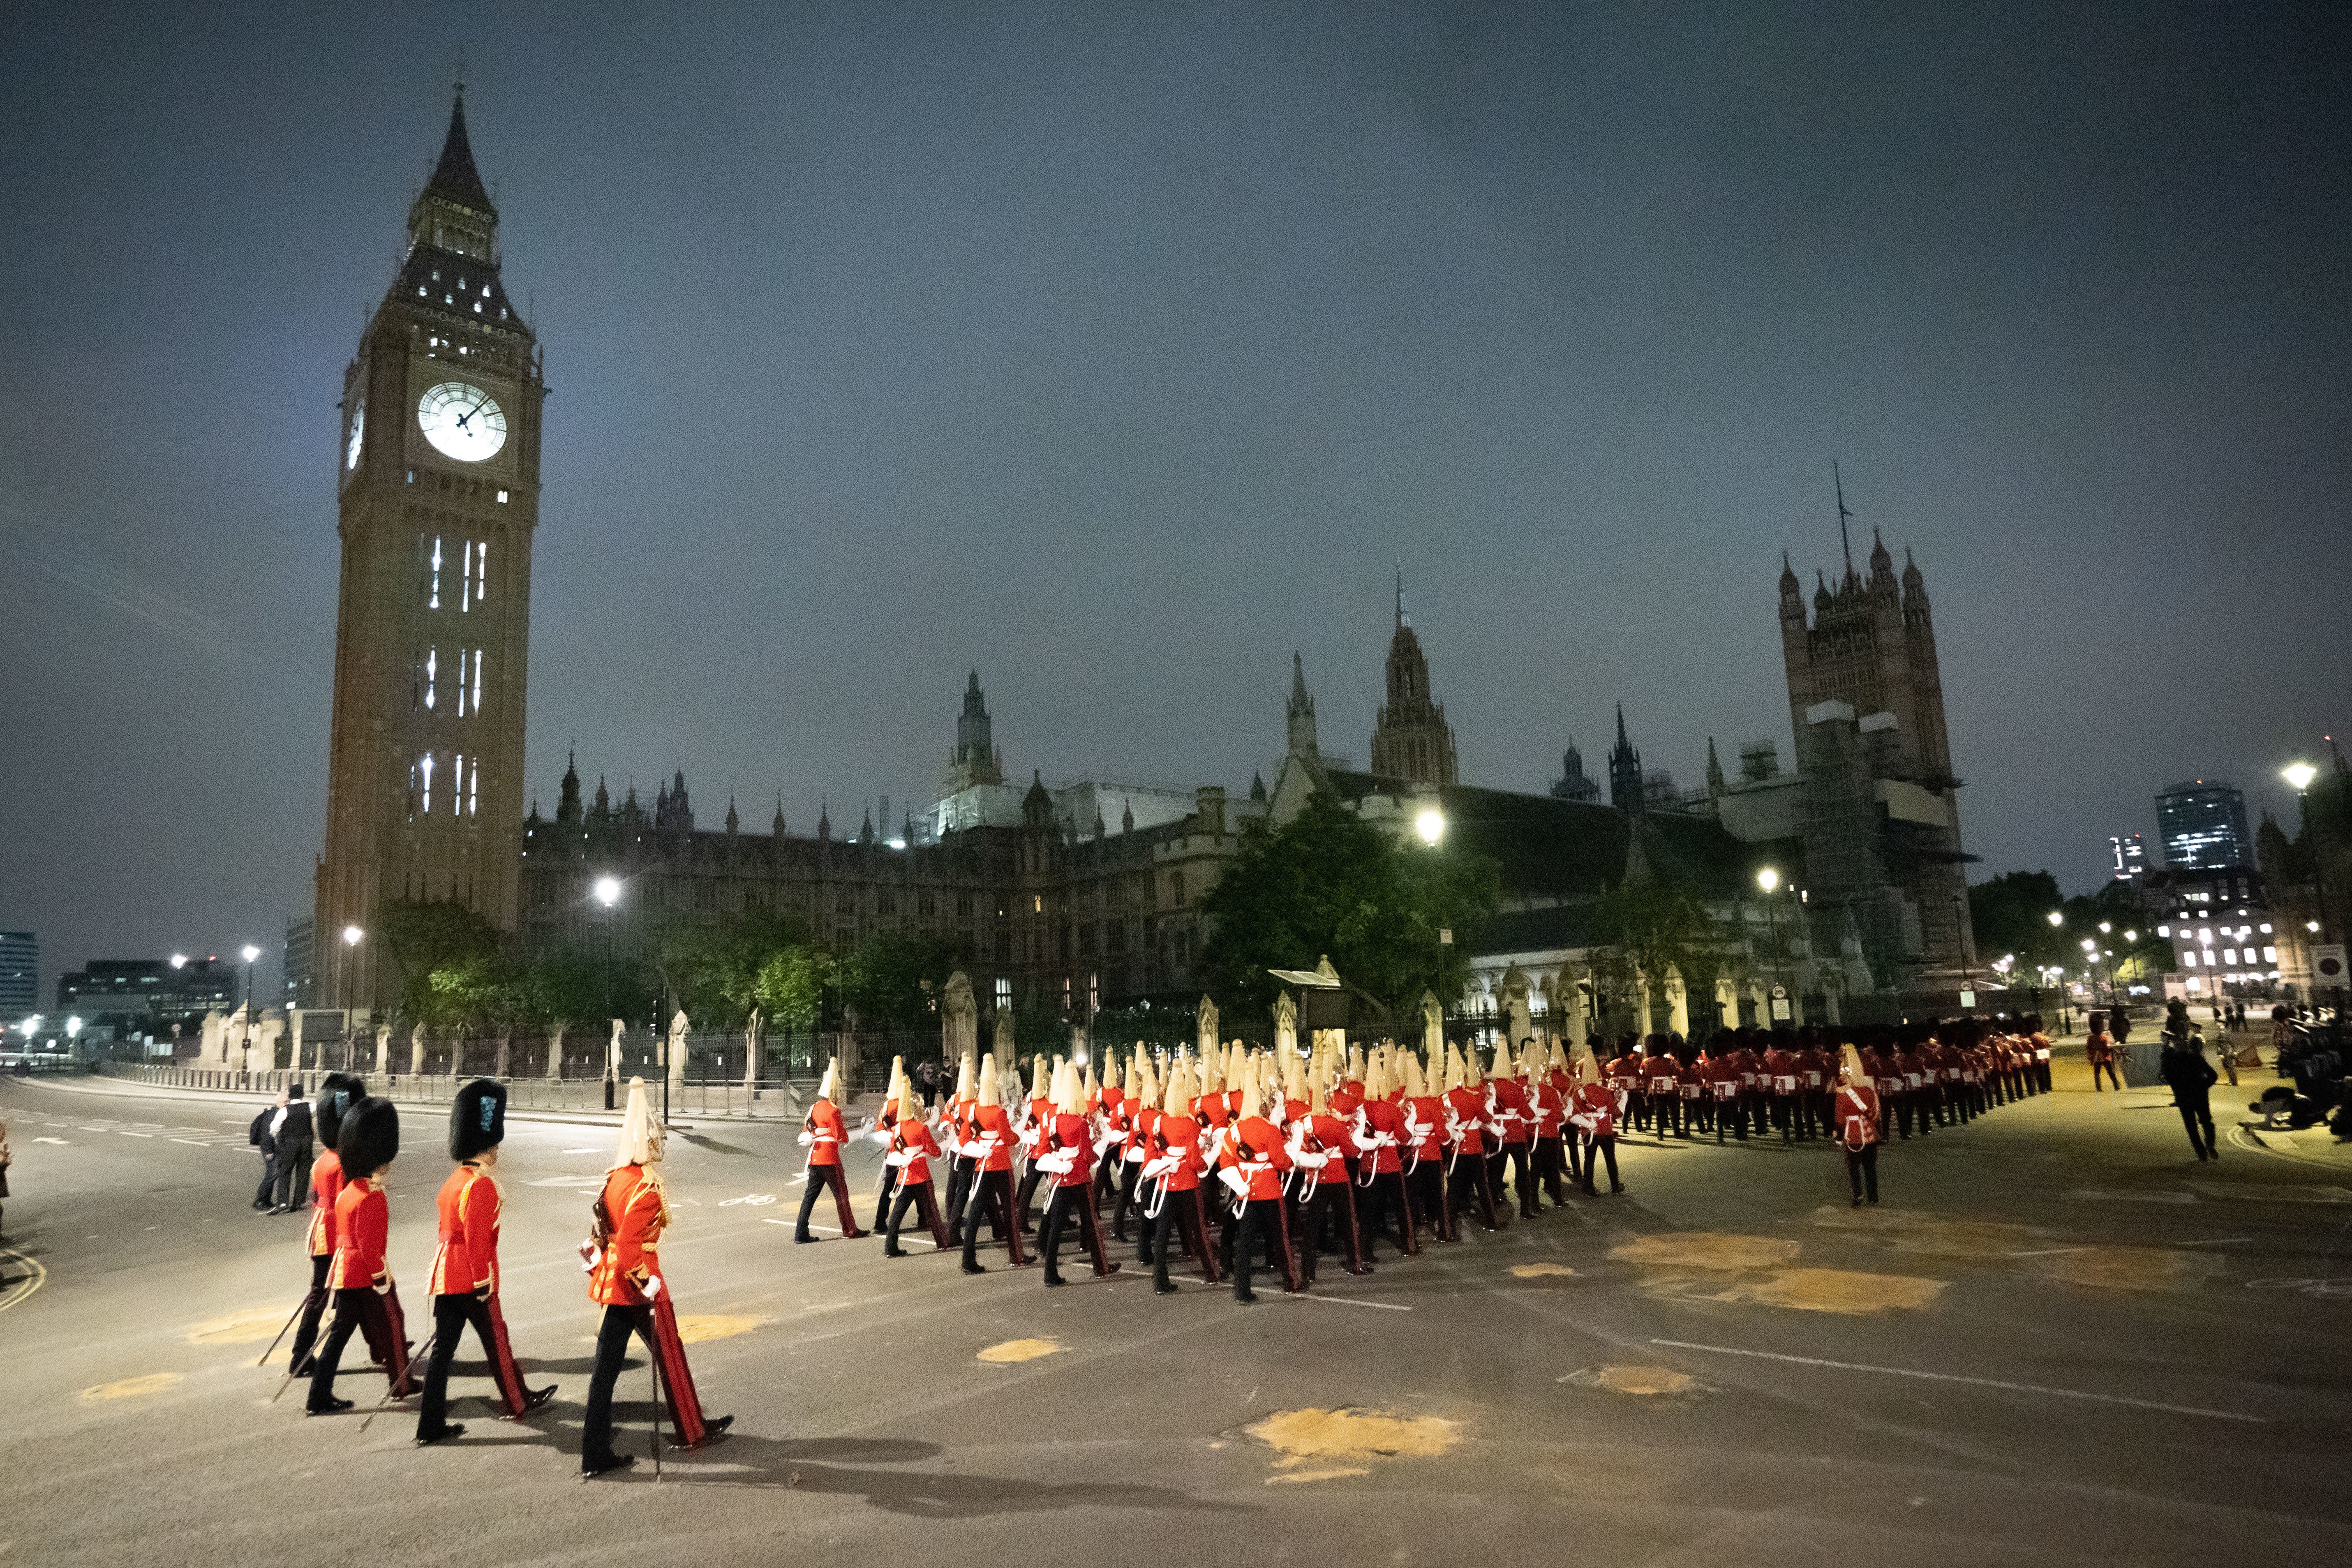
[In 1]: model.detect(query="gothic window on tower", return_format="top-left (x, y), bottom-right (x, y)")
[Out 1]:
top-left (423, 647), bottom-right (437, 709)
top-left (418, 753), bottom-right (435, 815)
top-left (453, 754), bottom-right (464, 816)
top-left (427, 535), bottom-right (444, 608)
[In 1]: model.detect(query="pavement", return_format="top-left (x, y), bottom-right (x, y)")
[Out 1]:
top-left (3, 1058), bottom-right (2350, 1568)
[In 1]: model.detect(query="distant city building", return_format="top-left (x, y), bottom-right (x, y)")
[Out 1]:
top-left (2142, 865), bottom-right (2281, 997)
top-left (0, 930), bottom-right (35, 1013)
top-left (54, 957), bottom-right (240, 1024)
top-left (284, 917), bottom-right (318, 1009)
top-left (2156, 780), bottom-right (2252, 869)
top-left (2108, 832), bottom-right (2149, 881)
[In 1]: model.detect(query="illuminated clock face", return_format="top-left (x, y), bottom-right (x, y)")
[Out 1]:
top-left (345, 397), bottom-right (365, 469)
top-left (416, 381), bottom-right (507, 462)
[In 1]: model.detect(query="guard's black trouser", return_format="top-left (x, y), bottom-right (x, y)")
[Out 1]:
top-left (1580, 1133), bottom-right (1620, 1193)
top-left (1846, 1145), bottom-right (1878, 1202)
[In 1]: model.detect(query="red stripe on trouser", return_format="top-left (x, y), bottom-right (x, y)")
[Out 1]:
top-left (647, 1295), bottom-right (708, 1447)
top-left (356, 1284), bottom-right (415, 1394)
top-left (485, 1295), bottom-right (529, 1416)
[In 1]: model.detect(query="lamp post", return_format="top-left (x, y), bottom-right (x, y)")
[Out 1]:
top-left (2046, 910), bottom-right (2068, 1029)
top-left (240, 943), bottom-right (261, 1081)
top-left (338, 926), bottom-right (365, 1071)
top-left (595, 876), bottom-right (622, 1110)
top-left (1756, 868), bottom-right (1781, 1025)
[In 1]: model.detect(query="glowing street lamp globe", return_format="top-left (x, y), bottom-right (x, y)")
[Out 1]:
top-left (1414, 809), bottom-right (1444, 847)
top-left (2046, 911), bottom-right (2064, 928)
top-left (594, 876), bottom-right (623, 908)
top-left (241, 944), bottom-right (261, 965)
top-left (1756, 868), bottom-right (1780, 894)
top-left (2283, 762), bottom-right (2318, 792)
top-left (342, 924), bottom-right (364, 947)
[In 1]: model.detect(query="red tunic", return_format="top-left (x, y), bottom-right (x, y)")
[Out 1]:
top-left (1764, 1048), bottom-right (1798, 1095)
top-left (327, 1179), bottom-right (388, 1290)
top-left (1569, 1082), bottom-right (1617, 1138)
top-left (803, 1099), bottom-right (847, 1166)
top-left (1490, 1077), bottom-right (1533, 1145)
top-left (1401, 1094), bottom-right (1446, 1163)
top-left (1230, 1115), bottom-right (1294, 1200)
top-left (305, 1148), bottom-right (346, 1258)
top-left (890, 1119), bottom-right (942, 1186)
top-left (1147, 1116), bottom-right (1203, 1192)
top-left (1836, 1085), bottom-right (1883, 1150)
top-left (1301, 1112), bottom-right (1353, 1186)
top-left (427, 1162), bottom-right (500, 1298)
top-left (1356, 1097), bottom-right (1407, 1173)
top-left (589, 1165), bottom-right (666, 1307)
top-left (970, 1104), bottom-right (1017, 1171)
top-left (1530, 1081), bottom-right (1567, 1138)
top-left (1044, 1111), bottom-right (1095, 1187)
top-left (1443, 1085), bottom-right (1488, 1155)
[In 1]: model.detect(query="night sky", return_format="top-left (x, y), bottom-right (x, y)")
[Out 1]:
top-left (4, 2), bottom-right (2346, 993)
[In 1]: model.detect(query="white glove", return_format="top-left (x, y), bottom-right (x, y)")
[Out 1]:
top-left (797, 1131), bottom-right (814, 1146)
top-left (578, 1242), bottom-right (602, 1273)
top-left (641, 1274), bottom-right (663, 1301)
top-left (1295, 1150), bottom-right (1329, 1170)
top-left (1218, 1165), bottom-right (1250, 1199)
top-left (884, 1150), bottom-right (909, 1168)
top-left (372, 1274), bottom-right (392, 1296)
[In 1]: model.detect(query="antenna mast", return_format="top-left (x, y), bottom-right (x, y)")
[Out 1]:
top-left (1834, 461), bottom-right (1855, 576)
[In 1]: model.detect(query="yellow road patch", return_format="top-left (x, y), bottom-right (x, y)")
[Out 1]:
top-left (1247, 1407), bottom-right (1461, 1473)
top-left (2028, 1247), bottom-right (2214, 1293)
top-left (83, 1373), bottom-right (181, 1401)
top-left (186, 1307), bottom-right (291, 1344)
top-left (1808, 1207), bottom-right (2043, 1257)
top-left (976, 1337), bottom-right (1062, 1363)
top-left (1609, 1232), bottom-right (1800, 1272)
top-left (1589, 1365), bottom-right (1697, 1396)
top-left (1510, 1263), bottom-right (1577, 1279)
top-left (1720, 1268), bottom-right (1945, 1315)
top-left (1267, 1467), bottom-right (1370, 1484)
top-left (673, 1314), bottom-right (769, 1343)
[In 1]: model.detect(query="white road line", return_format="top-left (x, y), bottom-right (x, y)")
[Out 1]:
top-left (1650, 1339), bottom-right (2264, 1423)
top-left (1288, 1294), bottom-right (1412, 1312)
top-left (171, 1138), bottom-right (210, 1146)
top-left (116, 1131), bottom-right (153, 1138)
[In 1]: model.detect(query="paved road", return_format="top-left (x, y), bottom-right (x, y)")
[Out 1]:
top-left (2, 1069), bottom-right (2348, 1568)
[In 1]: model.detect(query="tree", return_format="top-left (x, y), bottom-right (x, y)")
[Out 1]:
top-left (837, 931), bottom-right (963, 1033)
top-left (754, 945), bottom-right (829, 1035)
top-left (1587, 870), bottom-right (1714, 1039)
top-left (1199, 789), bottom-right (1498, 1024)
top-left (376, 898), bottom-right (501, 1024)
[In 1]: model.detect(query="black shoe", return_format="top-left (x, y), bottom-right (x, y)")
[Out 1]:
top-left (793, 1233), bottom-right (816, 1244)
top-left (1043, 1273), bottom-right (1067, 1288)
top-left (305, 1397), bottom-right (355, 1417)
top-left (289, 1356), bottom-right (314, 1379)
top-left (1234, 1289), bottom-right (1259, 1305)
top-left (1154, 1277), bottom-right (1179, 1295)
top-left (415, 1423), bottom-right (465, 1446)
top-left (1610, 1184), bottom-right (1625, 1195)
top-left (581, 1453), bottom-right (635, 1480)
top-left (1852, 1196), bottom-right (1864, 1208)
top-left (519, 1384), bottom-right (557, 1414)
top-left (883, 1245), bottom-right (907, 1258)
top-left (684, 1414), bottom-right (733, 1448)
top-left (1098, 1262), bottom-right (1121, 1277)
top-left (961, 1261), bottom-right (986, 1275)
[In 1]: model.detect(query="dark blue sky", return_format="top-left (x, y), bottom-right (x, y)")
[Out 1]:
top-left (3, 2), bottom-right (2346, 989)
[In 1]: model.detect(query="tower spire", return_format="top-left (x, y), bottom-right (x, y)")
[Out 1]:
top-left (1395, 564), bottom-right (1405, 628)
top-left (1834, 460), bottom-right (1855, 578)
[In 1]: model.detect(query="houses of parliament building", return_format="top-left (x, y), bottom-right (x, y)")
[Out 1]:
top-left (308, 99), bottom-right (1975, 1023)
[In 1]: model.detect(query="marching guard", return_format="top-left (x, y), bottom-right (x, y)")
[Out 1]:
top-left (793, 1056), bottom-right (867, 1241)
top-left (959, 1055), bottom-right (1029, 1274)
top-left (1141, 1060), bottom-right (1220, 1293)
top-left (1034, 1061), bottom-right (1121, 1286)
top-left (580, 1078), bottom-right (732, 1478)
top-left (882, 1073), bottom-right (952, 1256)
top-left (304, 1096), bottom-right (416, 1414)
top-left (1835, 1045), bottom-right (1883, 1206)
top-left (288, 1072), bottom-right (363, 1377)
top-left (415, 1078), bottom-right (556, 1444)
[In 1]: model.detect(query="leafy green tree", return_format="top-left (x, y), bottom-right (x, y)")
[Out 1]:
top-left (1587, 868), bottom-right (1716, 1040)
top-left (754, 944), bottom-right (829, 1034)
top-left (1200, 788), bottom-right (1498, 1023)
top-left (838, 931), bottom-right (963, 1032)
top-left (376, 898), bottom-right (501, 1024)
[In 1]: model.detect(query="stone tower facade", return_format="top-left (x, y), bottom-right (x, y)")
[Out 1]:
top-left (944, 670), bottom-right (1004, 793)
top-left (1778, 533), bottom-right (1973, 982)
top-left (316, 95), bottom-right (544, 1009)
top-left (1368, 601), bottom-right (1458, 786)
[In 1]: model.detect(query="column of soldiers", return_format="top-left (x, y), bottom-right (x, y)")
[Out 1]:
top-left (266, 1015), bottom-right (2051, 1468)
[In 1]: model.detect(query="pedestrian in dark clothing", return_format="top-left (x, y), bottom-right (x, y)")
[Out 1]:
top-left (270, 1096), bottom-right (314, 1213)
top-left (2159, 1037), bottom-right (2219, 1161)
top-left (250, 1094), bottom-right (284, 1210)
top-left (917, 1058), bottom-right (941, 1109)
top-left (2110, 1004), bottom-right (2130, 1045)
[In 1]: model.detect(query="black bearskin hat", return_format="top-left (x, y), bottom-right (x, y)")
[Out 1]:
top-left (449, 1078), bottom-right (508, 1162)
top-left (337, 1096), bottom-right (400, 1179)
top-left (314, 1072), bottom-right (365, 1151)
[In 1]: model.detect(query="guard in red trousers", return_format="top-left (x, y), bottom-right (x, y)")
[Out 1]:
top-left (580, 1078), bottom-right (732, 1478)
top-left (944, 1055), bottom-right (981, 1240)
top-left (793, 1058), bottom-right (868, 1240)
top-left (1707, 1037), bottom-right (1743, 1142)
top-left (415, 1079), bottom-right (556, 1445)
top-left (1142, 1061), bottom-right (1219, 1293)
top-left (1763, 1033), bottom-right (1800, 1142)
top-left (1797, 1037), bottom-right (1832, 1140)
top-left (1835, 1046), bottom-right (1883, 1205)
top-left (1218, 1066), bottom-right (1300, 1303)
top-left (1527, 1048), bottom-right (1571, 1206)
top-left (1290, 1077), bottom-right (1368, 1281)
top-left (1125, 1064), bottom-right (1161, 1260)
top-left (304, 1097), bottom-right (416, 1414)
top-left (2029, 1015), bottom-right (2055, 1094)
top-left (1894, 1031), bottom-right (1932, 1138)
top-left (1443, 1048), bottom-right (1501, 1232)
top-left (1036, 1062), bottom-right (1121, 1286)
top-left (1607, 1039), bottom-right (1645, 1132)
top-left (1569, 1046), bottom-right (1622, 1195)
top-left (866, 1058), bottom-right (911, 1233)
top-left (1012, 1055), bottom-right (1049, 1233)
top-left (1491, 1042), bottom-right (1539, 1217)
top-left (1645, 1036), bottom-right (1682, 1140)
top-left (959, 1055), bottom-right (1030, 1273)
top-left (882, 1087), bottom-right (951, 1255)
top-left (288, 1072), bottom-right (363, 1377)
top-left (1352, 1054), bottom-right (1417, 1259)
top-left (1674, 1043), bottom-right (1704, 1139)
top-left (1398, 1053), bottom-right (1452, 1244)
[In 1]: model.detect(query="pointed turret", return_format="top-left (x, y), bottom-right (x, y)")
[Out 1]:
top-left (1608, 704), bottom-right (1644, 816)
top-left (817, 799), bottom-right (831, 842)
top-left (859, 803), bottom-right (874, 843)
top-left (425, 90), bottom-right (495, 214)
top-left (1868, 528), bottom-right (1896, 593)
top-left (1705, 737), bottom-right (1726, 799)
top-left (1286, 652), bottom-right (1319, 759)
top-left (556, 749), bottom-right (582, 826)
top-left (1023, 770), bottom-right (1053, 832)
top-left (405, 90), bottom-right (499, 264)
top-left (1249, 771), bottom-right (1267, 804)
top-left (593, 775), bottom-right (610, 816)
top-left (772, 794), bottom-right (786, 838)
top-left (725, 796), bottom-right (739, 836)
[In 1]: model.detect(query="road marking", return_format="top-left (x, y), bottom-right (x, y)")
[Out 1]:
top-left (0, 1250), bottom-right (48, 1313)
top-left (1650, 1339), bottom-right (2264, 1423)
top-left (1287, 1294), bottom-right (1412, 1312)
top-left (2006, 1247), bottom-right (2090, 1258)
top-left (171, 1138), bottom-right (210, 1146)
top-left (34, 1136), bottom-right (69, 1145)
top-left (116, 1131), bottom-right (153, 1138)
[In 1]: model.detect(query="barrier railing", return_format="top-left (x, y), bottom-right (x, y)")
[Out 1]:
top-left (101, 1062), bottom-right (820, 1120)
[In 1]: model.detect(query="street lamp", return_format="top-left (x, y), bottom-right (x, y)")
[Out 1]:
top-left (1415, 808), bottom-right (1445, 847)
top-left (1756, 869), bottom-right (1782, 1024)
top-left (595, 876), bottom-right (623, 1109)
top-left (240, 943), bottom-right (261, 1080)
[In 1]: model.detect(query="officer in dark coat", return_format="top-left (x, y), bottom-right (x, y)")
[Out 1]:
top-left (2158, 1033), bottom-right (2219, 1161)
top-left (270, 1095), bottom-right (314, 1214)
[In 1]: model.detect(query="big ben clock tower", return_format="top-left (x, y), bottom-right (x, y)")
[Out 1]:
top-left (316, 92), bottom-right (543, 1009)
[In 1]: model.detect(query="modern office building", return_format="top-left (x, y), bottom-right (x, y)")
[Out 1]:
top-left (2156, 780), bottom-right (2252, 869)
top-left (2109, 832), bottom-right (2150, 881)
top-left (0, 931), bottom-right (35, 1013)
